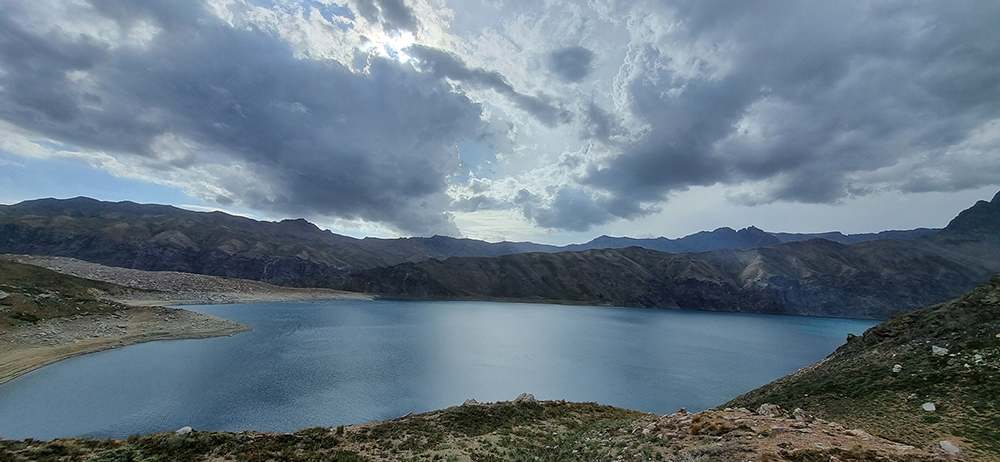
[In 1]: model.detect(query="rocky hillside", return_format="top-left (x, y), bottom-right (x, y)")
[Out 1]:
top-left (0, 197), bottom-right (557, 281)
top-left (312, 193), bottom-right (1000, 318)
top-left (314, 234), bottom-right (996, 318)
top-left (726, 275), bottom-right (1000, 460)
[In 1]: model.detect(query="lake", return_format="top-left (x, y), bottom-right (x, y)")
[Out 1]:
top-left (0, 300), bottom-right (877, 440)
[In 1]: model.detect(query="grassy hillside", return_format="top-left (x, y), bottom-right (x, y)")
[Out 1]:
top-left (726, 274), bottom-right (1000, 459)
top-left (0, 260), bottom-right (139, 328)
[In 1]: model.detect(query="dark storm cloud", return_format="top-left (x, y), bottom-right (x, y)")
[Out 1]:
top-left (519, 187), bottom-right (649, 232)
top-left (0, 0), bottom-right (482, 234)
top-left (582, 102), bottom-right (624, 142)
top-left (537, 1), bottom-right (1000, 231)
top-left (354, 0), bottom-right (418, 33)
top-left (406, 44), bottom-right (569, 127)
top-left (548, 46), bottom-right (593, 83)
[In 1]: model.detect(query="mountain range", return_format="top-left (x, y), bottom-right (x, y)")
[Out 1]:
top-left (313, 192), bottom-right (999, 318)
top-left (0, 196), bottom-right (942, 278)
top-left (1, 191), bottom-right (998, 318)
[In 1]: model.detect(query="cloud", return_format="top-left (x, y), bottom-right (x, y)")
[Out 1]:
top-left (529, 1), bottom-right (1000, 231)
top-left (548, 45), bottom-right (593, 83)
top-left (0, 0), bottom-right (483, 235)
top-left (2, 0), bottom-right (999, 237)
top-left (352, 0), bottom-right (419, 33)
top-left (406, 44), bottom-right (569, 127)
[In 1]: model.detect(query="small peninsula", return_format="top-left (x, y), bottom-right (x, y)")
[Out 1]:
top-left (0, 256), bottom-right (366, 385)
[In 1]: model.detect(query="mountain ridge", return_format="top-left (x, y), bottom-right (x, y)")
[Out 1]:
top-left (310, 191), bottom-right (1000, 319)
top-left (0, 196), bottom-right (948, 283)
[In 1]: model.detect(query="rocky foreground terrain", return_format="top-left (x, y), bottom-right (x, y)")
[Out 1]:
top-left (0, 397), bottom-right (944, 462)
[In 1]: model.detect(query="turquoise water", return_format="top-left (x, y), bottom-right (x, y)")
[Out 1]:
top-left (0, 300), bottom-right (876, 439)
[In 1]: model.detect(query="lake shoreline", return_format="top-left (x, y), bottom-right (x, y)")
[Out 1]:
top-left (0, 254), bottom-right (374, 386)
top-left (0, 305), bottom-right (252, 386)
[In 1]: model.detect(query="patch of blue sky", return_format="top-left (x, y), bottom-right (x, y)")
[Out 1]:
top-left (454, 139), bottom-right (496, 183)
top-left (310, 1), bottom-right (355, 26)
top-left (0, 150), bottom-right (196, 207)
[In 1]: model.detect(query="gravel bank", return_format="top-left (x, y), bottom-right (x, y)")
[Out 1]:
top-left (3, 254), bottom-right (372, 305)
top-left (0, 305), bottom-right (250, 385)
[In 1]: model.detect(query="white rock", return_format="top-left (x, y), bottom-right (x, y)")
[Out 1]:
top-left (847, 429), bottom-right (872, 438)
top-left (514, 392), bottom-right (538, 405)
top-left (892, 364), bottom-right (902, 373)
top-left (0, 291), bottom-right (9, 300)
top-left (922, 402), bottom-right (936, 412)
top-left (462, 398), bottom-right (480, 406)
top-left (175, 426), bottom-right (194, 435)
top-left (932, 346), bottom-right (949, 356)
top-left (757, 404), bottom-right (782, 417)
top-left (940, 440), bottom-right (961, 455)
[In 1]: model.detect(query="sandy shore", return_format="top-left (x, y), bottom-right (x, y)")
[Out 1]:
top-left (0, 255), bottom-right (374, 386)
top-left (114, 289), bottom-right (372, 307)
top-left (0, 305), bottom-right (251, 385)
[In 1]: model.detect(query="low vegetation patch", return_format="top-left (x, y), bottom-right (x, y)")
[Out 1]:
top-left (0, 260), bottom-right (141, 329)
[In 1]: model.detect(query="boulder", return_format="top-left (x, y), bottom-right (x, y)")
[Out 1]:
top-left (940, 440), bottom-right (961, 455)
top-left (175, 426), bottom-right (194, 435)
top-left (922, 402), bottom-right (936, 412)
top-left (932, 346), bottom-right (949, 356)
top-left (514, 393), bottom-right (538, 405)
top-left (892, 364), bottom-right (902, 373)
top-left (462, 398), bottom-right (480, 406)
top-left (757, 403), bottom-right (782, 417)
top-left (793, 408), bottom-right (813, 421)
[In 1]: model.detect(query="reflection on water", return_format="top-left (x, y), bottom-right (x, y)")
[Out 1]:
top-left (0, 300), bottom-right (876, 439)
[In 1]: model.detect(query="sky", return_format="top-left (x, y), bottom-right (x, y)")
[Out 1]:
top-left (0, 0), bottom-right (998, 245)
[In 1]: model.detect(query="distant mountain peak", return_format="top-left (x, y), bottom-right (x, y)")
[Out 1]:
top-left (942, 189), bottom-right (1000, 235)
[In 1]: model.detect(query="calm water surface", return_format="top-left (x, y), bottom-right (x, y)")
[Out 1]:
top-left (0, 300), bottom-right (876, 439)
